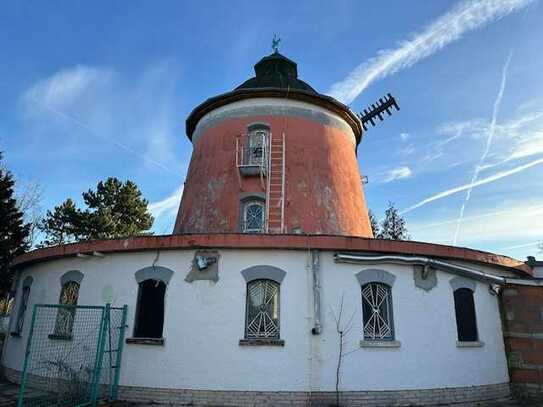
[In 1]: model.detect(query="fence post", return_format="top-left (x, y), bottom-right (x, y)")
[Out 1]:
top-left (16, 304), bottom-right (38, 407)
top-left (111, 305), bottom-right (128, 401)
top-left (90, 304), bottom-right (109, 406)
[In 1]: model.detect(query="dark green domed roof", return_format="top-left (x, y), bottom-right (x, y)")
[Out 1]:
top-left (235, 52), bottom-right (317, 93)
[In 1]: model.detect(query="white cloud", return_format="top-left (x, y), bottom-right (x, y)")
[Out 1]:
top-left (20, 63), bottom-right (183, 175)
top-left (149, 184), bottom-right (184, 219)
top-left (23, 66), bottom-right (113, 110)
top-left (401, 156), bottom-right (543, 214)
top-left (410, 203), bottom-right (543, 248)
top-left (327, 0), bottom-right (533, 104)
top-left (380, 166), bottom-right (412, 183)
top-left (400, 132), bottom-right (410, 141)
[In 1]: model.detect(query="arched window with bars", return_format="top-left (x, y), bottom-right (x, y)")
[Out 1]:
top-left (245, 279), bottom-right (280, 340)
top-left (361, 282), bottom-right (395, 341)
top-left (242, 200), bottom-right (265, 233)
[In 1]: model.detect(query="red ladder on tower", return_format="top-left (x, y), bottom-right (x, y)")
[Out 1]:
top-left (266, 132), bottom-right (285, 233)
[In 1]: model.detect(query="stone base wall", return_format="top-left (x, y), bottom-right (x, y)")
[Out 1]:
top-left (117, 383), bottom-right (510, 407)
top-left (2, 365), bottom-right (511, 406)
top-left (501, 284), bottom-right (543, 401)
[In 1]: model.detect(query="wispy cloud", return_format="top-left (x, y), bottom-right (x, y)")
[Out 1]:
top-left (328, 0), bottom-right (533, 104)
top-left (148, 184), bottom-right (184, 234)
top-left (410, 203), bottom-right (543, 250)
top-left (400, 132), bottom-right (410, 141)
top-left (21, 62), bottom-right (183, 176)
top-left (379, 166), bottom-right (412, 183)
top-left (149, 184), bottom-right (184, 219)
top-left (453, 53), bottom-right (512, 244)
top-left (401, 156), bottom-right (543, 214)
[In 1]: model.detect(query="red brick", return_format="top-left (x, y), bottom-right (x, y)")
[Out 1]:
top-left (510, 368), bottom-right (541, 384)
top-left (508, 338), bottom-right (534, 351)
top-left (521, 351), bottom-right (543, 365)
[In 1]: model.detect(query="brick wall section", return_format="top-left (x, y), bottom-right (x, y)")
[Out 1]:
top-left (1, 366), bottom-right (510, 407)
top-left (501, 284), bottom-right (543, 399)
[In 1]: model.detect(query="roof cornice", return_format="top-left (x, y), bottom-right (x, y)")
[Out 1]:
top-left (13, 233), bottom-right (533, 277)
top-left (185, 88), bottom-right (364, 145)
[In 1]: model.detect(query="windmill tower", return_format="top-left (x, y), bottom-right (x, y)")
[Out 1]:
top-left (174, 50), bottom-right (394, 237)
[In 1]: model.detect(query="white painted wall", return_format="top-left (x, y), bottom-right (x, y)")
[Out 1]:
top-left (2, 249), bottom-right (509, 392)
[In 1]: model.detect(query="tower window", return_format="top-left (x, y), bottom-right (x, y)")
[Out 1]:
top-left (247, 128), bottom-right (268, 166)
top-left (453, 288), bottom-right (478, 342)
top-left (53, 281), bottom-right (80, 338)
top-left (361, 282), bottom-right (394, 341)
top-left (245, 279), bottom-right (280, 339)
top-left (14, 285), bottom-right (31, 335)
top-left (242, 200), bottom-right (265, 233)
top-left (134, 279), bottom-right (166, 339)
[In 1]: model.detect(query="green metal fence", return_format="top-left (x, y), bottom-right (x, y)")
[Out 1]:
top-left (17, 304), bottom-right (128, 407)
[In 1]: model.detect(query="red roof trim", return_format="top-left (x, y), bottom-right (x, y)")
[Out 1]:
top-left (13, 234), bottom-right (533, 276)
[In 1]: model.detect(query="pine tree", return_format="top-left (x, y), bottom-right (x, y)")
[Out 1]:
top-left (378, 202), bottom-right (410, 240)
top-left (39, 177), bottom-right (154, 245)
top-left (38, 199), bottom-right (82, 246)
top-left (0, 153), bottom-right (30, 296)
top-left (368, 209), bottom-right (380, 238)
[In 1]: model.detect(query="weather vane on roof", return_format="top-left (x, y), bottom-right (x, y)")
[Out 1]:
top-left (272, 34), bottom-right (281, 53)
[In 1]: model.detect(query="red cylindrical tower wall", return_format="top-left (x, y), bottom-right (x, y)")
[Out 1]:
top-left (174, 97), bottom-right (373, 237)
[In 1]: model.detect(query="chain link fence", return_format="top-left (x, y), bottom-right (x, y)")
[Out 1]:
top-left (17, 304), bottom-right (127, 407)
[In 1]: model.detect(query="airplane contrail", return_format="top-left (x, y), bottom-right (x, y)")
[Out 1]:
top-left (328, 0), bottom-right (533, 104)
top-left (400, 156), bottom-right (543, 214)
top-left (453, 53), bottom-right (512, 245)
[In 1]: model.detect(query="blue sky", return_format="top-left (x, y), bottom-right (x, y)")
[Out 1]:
top-left (1, 0), bottom-right (542, 260)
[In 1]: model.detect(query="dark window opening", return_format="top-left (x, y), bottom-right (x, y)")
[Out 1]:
top-left (134, 279), bottom-right (166, 339)
top-left (453, 288), bottom-right (478, 342)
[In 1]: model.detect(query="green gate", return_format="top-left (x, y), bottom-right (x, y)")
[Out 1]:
top-left (17, 304), bottom-right (128, 407)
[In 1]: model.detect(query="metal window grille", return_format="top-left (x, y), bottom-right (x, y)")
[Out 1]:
top-left (247, 129), bottom-right (268, 166)
top-left (15, 286), bottom-right (31, 334)
top-left (361, 282), bottom-right (394, 340)
top-left (243, 201), bottom-right (265, 233)
top-left (245, 279), bottom-right (280, 339)
top-left (53, 282), bottom-right (80, 338)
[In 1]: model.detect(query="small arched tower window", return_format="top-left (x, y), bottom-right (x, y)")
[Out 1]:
top-left (247, 126), bottom-right (268, 166)
top-left (245, 279), bottom-right (280, 339)
top-left (361, 282), bottom-right (394, 340)
top-left (242, 200), bottom-right (265, 233)
top-left (54, 281), bottom-right (80, 337)
top-left (134, 279), bottom-right (166, 339)
top-left (453, 288), bottom-right (478, 342)
top-left (13, 277), bottom-right (33, 335)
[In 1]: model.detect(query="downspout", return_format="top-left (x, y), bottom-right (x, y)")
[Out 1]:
top-left (311, 250), bottom-right (321, 334)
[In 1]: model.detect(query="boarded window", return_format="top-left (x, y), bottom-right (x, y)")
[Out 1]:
top-left (361, 282), bottom-right (394, 340)
top-left (134, 279), bottom-right (166, 338)
top-left (54, 281), bottom-right (80, 337)
top-left (14, 286), bottom-right (31, 335)
top-left (453, 288), bottom-right (478, 342)
top-left (245, 279), bottom-right (279, 339)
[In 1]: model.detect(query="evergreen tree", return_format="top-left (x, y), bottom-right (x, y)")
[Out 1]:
top-left (378, 202), bottom-right (410, 240)
top-left (81, 178), bottom-right (154, 239)
top-left (0, 153), bottom-right (30, 296)
top-left (39, 177), bottom-right (154, 245)
top-left (38, 199), bottom-right (82, 246)
top-left (368, 209), bottom-right (380, 237)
